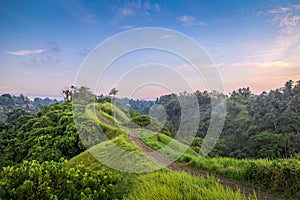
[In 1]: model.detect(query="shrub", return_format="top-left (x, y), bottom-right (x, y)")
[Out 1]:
top-left (132, 115), bottom-right (151, 127)
top-left (0, 160), bottom-right (121, 200)
top-left (245, 159), bottom-right (300, 198)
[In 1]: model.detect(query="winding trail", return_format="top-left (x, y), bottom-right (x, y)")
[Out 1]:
top-left (128, 130), bottom-right (286, 200)
top-left (95, 106), bottom-right (286, 200)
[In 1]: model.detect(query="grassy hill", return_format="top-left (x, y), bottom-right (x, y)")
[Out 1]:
top-left (1, 99), bottom-right (298, 199)
top-left (66, 102), bottom-right (257, 199)
top-left (139, 130), bottom-right (300, 199)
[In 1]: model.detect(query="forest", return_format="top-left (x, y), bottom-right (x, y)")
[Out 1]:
top-left (0, 80), bottom-right (299, 199)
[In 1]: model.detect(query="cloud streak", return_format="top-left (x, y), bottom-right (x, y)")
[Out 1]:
top-left (117, 1), bottom-right (160, 17)
top-left (60, 0), bottom-right (97, 24)
top-left (120, 25), bottom-right (134, 29)
top-left (16, 42), bottom-right (61, 65)
top-left (230, 61), bottom-right (293, 68)
top-left (119, 8), bottom-right (134, 16)
top-left (177, 15), bottom-right (205, 26)
top-left (29, 42), bottom-right (61, 65)
top-left (249, 3), bottom-right (300, 63)
top-left (267, 4), bottom-right (300, 32)
top-left (7, 49), bottom-right (46, 56)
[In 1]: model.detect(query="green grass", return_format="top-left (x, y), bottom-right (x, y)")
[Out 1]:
top-left (99, 109), bottom-right (120, 125)
top-left (139, 132), bottom-right (300, 199)
top-left (124, 170), bottom-right (255, 200)
top-left (67, 133), bottom-right (158, 199)
top-left (68, 128), bottom-right (161, 172)
top-left (100, 102), bottom-right (130, 123)
top-left (67, 135), bottom-right (138, 200)
top-left (84, 105), bottom-right (124, 139)
top-left (75, 102), bottom-right (299, 199)
top-left (189, 157), bottom-right (300, 199)
top-left (139, 130), bottom-right (199, 162)
top-left (188, 157), bottom-right (253, 179)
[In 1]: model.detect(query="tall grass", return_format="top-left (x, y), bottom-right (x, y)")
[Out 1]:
top-left (140, 132), bottom-right (300, 199)
top-left (100, 102), bottom-right (130, 123)
top-left (140, 131), bottom-right (198, 161)
top-left (124, 170), bottom-right (255, 200)
top-left (189, 156), bottom-right (300, 198)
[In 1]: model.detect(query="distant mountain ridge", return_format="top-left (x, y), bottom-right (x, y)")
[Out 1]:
top-left (0, 93), bottom-right (61, 121)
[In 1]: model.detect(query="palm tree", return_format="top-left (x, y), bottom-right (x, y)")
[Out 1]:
top-left (109, 88), bottom-right (118, 96)
top-left (109, 88), bottom-right (119, 103)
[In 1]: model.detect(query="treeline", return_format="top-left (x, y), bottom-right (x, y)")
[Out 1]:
top-left (1, 80), bottom-right (300, 163)
top-left (156, 80), bottom-right (300, 159)
top-left (0, 94), bottom-right (60, 121)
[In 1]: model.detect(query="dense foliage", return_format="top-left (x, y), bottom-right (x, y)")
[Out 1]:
top-left (0, 81), bottom-right (299, 199)
top-left (155, 80), bottom-right (300, 159)
top-left (0, 102), bottom-right (85, 168)
top-left (0, 160), bottom-right (121, 199)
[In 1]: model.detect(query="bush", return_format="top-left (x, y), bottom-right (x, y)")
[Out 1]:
top-left (132, 115), bottom-right (151, 127)
top-left (245, 159), bottom-right (300, 198)
top-left (0, 160), bottom-right (121, 200)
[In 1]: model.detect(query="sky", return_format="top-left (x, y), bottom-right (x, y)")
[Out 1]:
top-left (1, 0), bottom-right (300, 99)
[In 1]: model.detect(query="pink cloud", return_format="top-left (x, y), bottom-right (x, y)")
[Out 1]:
top-left (7, 49), bottom-right (46, 56)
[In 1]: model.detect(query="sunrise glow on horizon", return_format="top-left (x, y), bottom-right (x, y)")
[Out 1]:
top-left (1, 0), bottom-right (300, 99)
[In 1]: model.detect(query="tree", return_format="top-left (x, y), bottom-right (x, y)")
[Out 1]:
top-left (62, 85), bottom-right (77, 101)
top-left (247, 132), bottom-right (285, 159)
top-left (109, 88), bottom-right (119, 103)
top-left (109, 88), bottom-right (119, 97)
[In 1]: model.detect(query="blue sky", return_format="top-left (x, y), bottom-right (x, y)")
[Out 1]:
top-left (1, 0), bottom-right (300, 99)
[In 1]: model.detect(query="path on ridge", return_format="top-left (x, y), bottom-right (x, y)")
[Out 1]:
top-left (95, 106), bottom-right (286, 200)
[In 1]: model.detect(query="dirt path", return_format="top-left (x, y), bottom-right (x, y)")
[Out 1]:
top-left (128, 130), bottom-right (286, 200)
top-left (94, 108), bottom-right (286, 200)
top-left (95, 105), bottom-right (111, 125)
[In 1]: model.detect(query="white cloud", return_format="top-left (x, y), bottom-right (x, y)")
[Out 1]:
top-left (120, 25), bottom-right (134, 29)
top-left (269, 7), bottom-right (291, 14)
top-left (273, 14), bottom-right (300, 29)
top-left (177, 15), bottom-right (196, 26)
top-left (230, 61), bottom-right (294, 68)
top-left (119, 8), bottom-right (134, 16)
top-left (259, 61), bottom-right (292, 68)
top-left (177, 15), bottom-right (205, 26)
top-left (249, 3), bottom-right (300, 63)
top-left (7, 49), bottom-right (46, 56)
top-left (117, 1), bottom-right (160, 17)
top-left (268, 4), bottom-right (300, 31)
top-left (59, 0), bottom-right (97, 24)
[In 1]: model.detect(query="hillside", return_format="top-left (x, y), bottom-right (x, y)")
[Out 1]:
top-left (79, 103), bottom-right (295, 199)
top-left (1, 81), bottom-right (300, 199)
